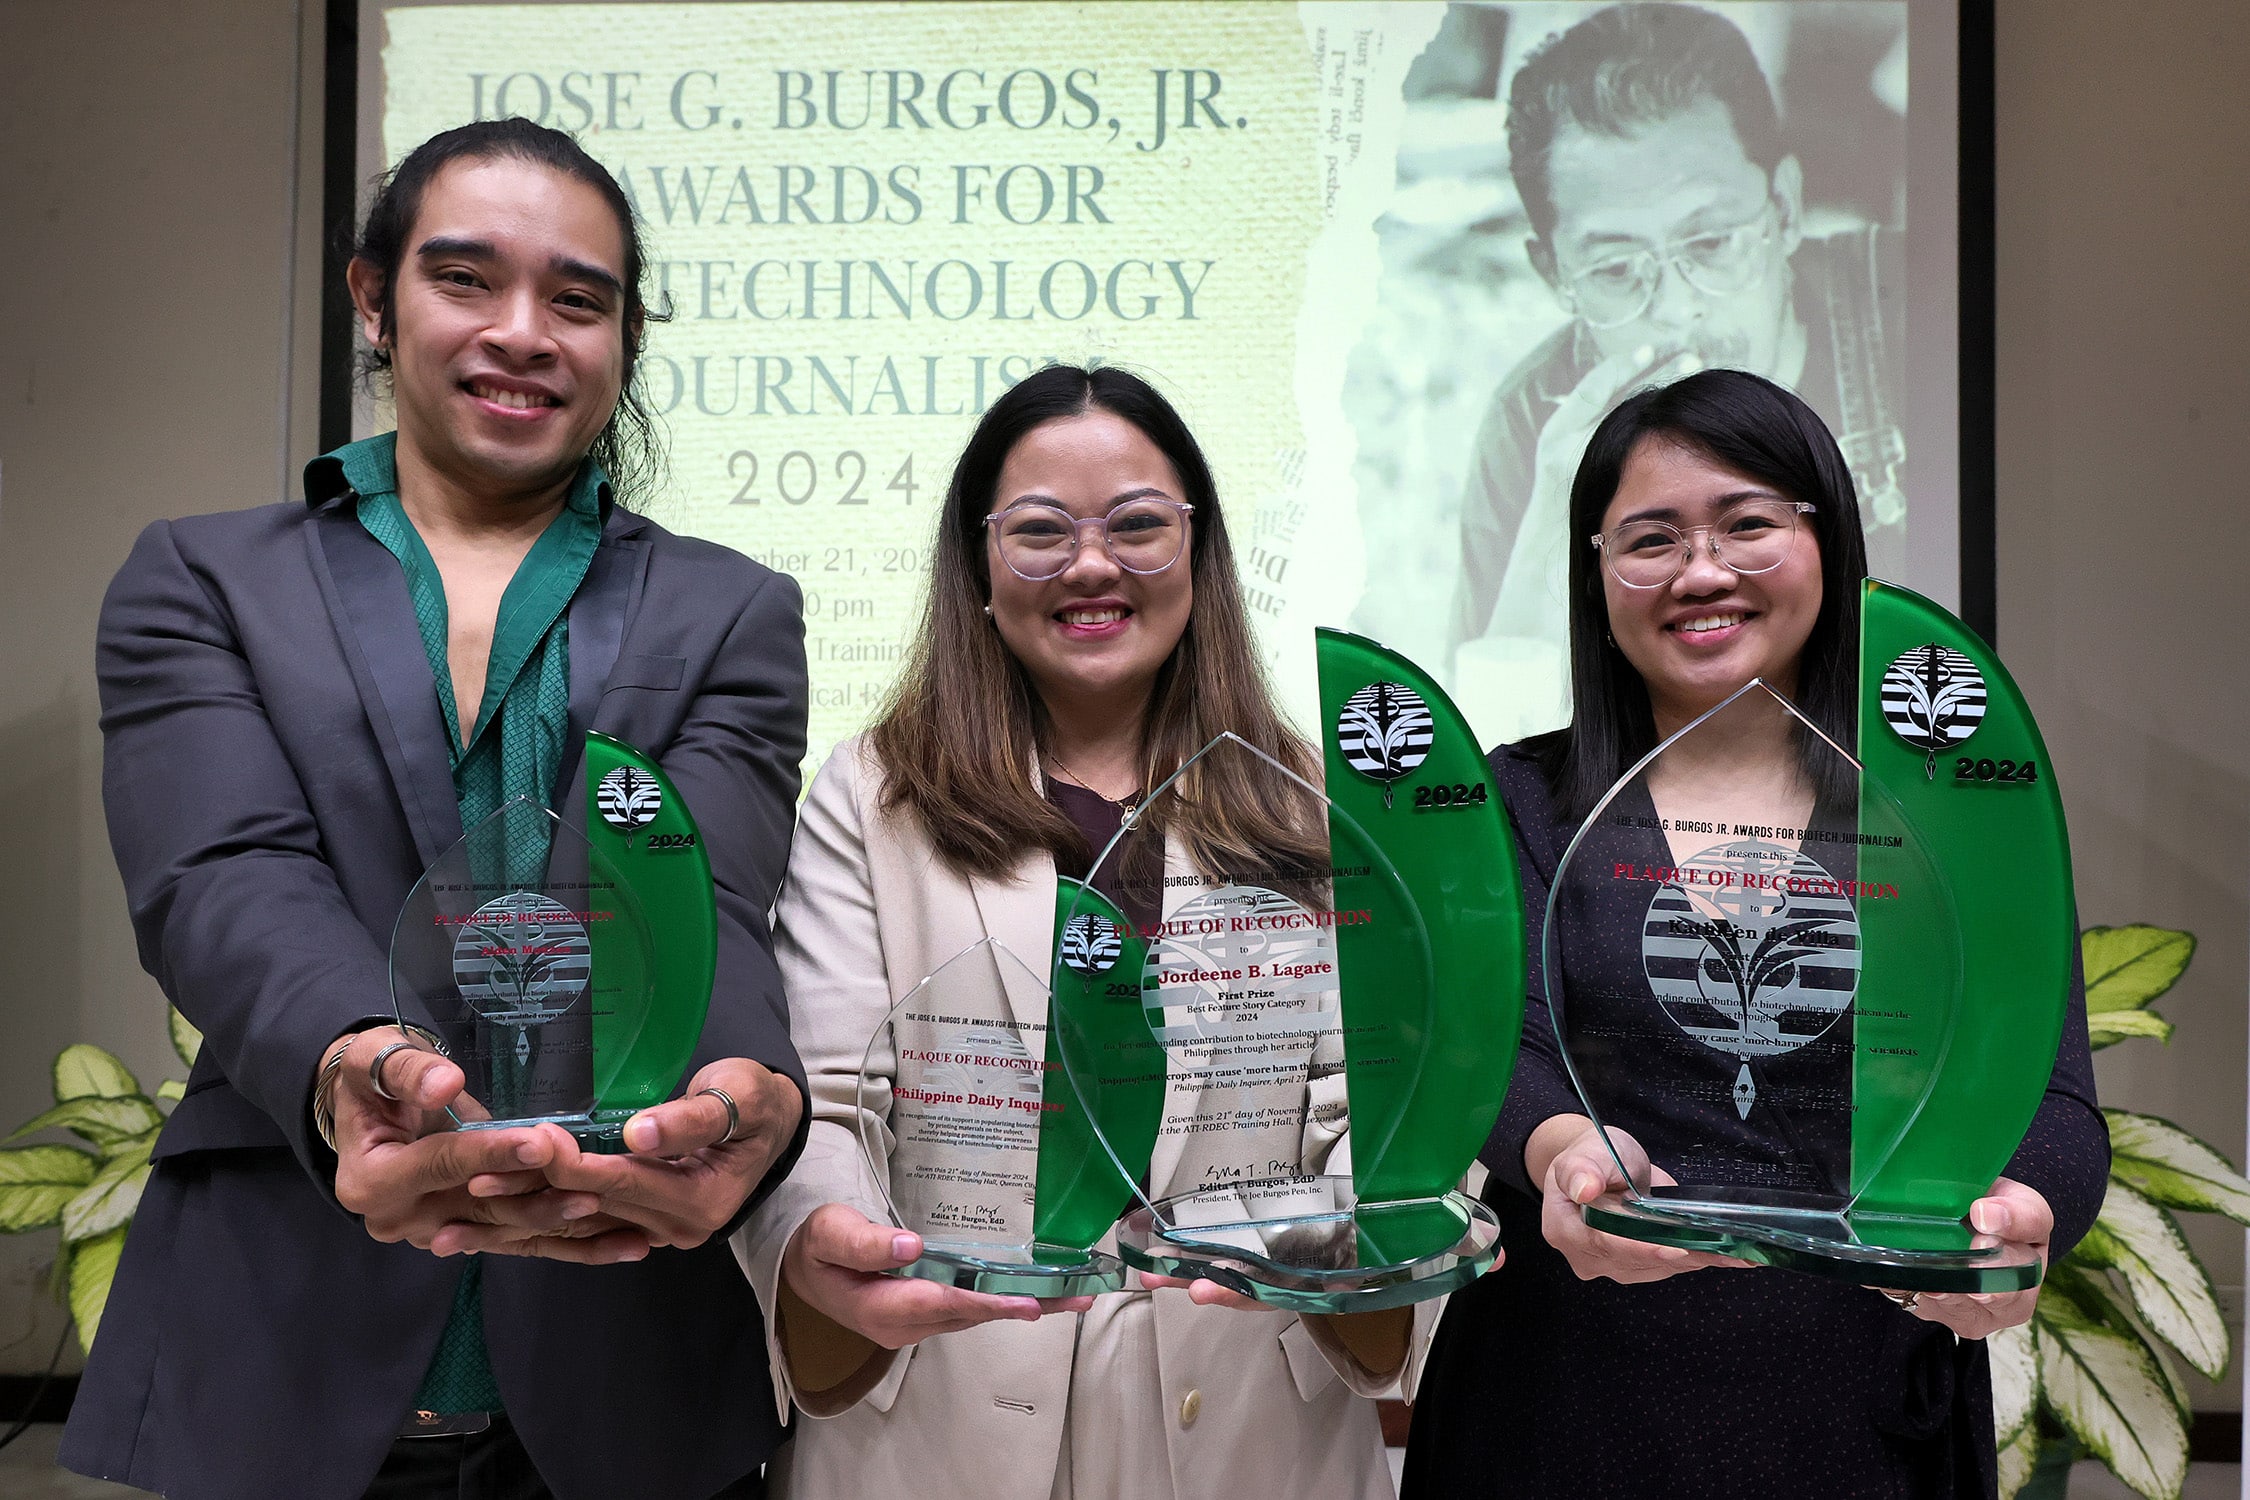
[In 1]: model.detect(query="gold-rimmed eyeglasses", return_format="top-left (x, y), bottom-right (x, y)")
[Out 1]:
top-left (1592, 499), bottom-right (1817, 589)
top-left (985, 498), bottom-right (1195, 581)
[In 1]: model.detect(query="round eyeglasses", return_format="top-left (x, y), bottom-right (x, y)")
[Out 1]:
top-left (985, 498), bottom-right (1194, 581)
top-left (1592, 499), bottom-right (1816, 589)
top-left (1558, 201), bottom-right (1778, 330)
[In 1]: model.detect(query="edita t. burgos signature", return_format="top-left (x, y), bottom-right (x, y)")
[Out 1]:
top-left (925, 1200), bottom-right (1012, 1231)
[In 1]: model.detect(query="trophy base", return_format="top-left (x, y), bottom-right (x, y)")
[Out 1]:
top-left (1116, 1187), bottom-right (1500, 1313)
top-left (1583, 1191), bottom-right (2044, 1292)
top-left (890, 1242), bottom-right (1127, 1297)
top-left (453, 1110), bottom-right (636, 1155)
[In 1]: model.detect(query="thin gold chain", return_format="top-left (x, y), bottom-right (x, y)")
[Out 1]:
top-left (1043, 751), bottom-right (1142, 816)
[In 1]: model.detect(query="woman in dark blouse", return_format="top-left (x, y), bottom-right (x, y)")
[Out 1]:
top-left (1403, 370), bottom-right (2107, 1499)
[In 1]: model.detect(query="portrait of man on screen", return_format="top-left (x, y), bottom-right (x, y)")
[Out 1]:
top-left (1346, 2), bottom-right (1907, 737)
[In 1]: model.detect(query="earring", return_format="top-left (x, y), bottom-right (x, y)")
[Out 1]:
top-left (983, 604), bottom-right (993, 617)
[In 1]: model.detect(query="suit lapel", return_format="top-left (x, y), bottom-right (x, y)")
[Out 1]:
top-left (555, 511), bottom-right (650, 808)
top-left (305, 507), bottom-right (462, 868)
top-left (968, 849), bottom-right (1059, 1031)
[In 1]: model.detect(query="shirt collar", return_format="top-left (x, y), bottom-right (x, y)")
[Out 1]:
top-left (303, 431), bottom-right (611, 519)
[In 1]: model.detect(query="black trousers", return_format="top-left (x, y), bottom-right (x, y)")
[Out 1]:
top-left (363, 1416), bottom-right (765, 1500)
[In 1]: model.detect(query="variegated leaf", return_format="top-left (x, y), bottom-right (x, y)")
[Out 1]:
top-left (2037, 1292), bottom-right (2189, 1500)
top-left (168, 1006), bottom-right (203, 1070)
top-left (68, 1226), bottom-right (128, 1354)
top-left (155, 1079), bottom-right (185, 1103)
top-left (1995, 1423), bottom-right (2043, 1500)
top-left (2107, 1110), bottom-right (2250, 1223)
top-left (61, 1140), bottom-right (153, 1244)
top-left (2082, 926), bottom-right (2195, 1014)
top-left (0, 1145), bottom-right (99, 1232)
top-left (2075, 1182), bottom-right (2227, 1378)
top-left (1989, 1321), bottom-right (2039, 1445)
top-left (54, 1044), bottom-right (140, 1103)
top-left (5, 1095), bottom-right (164, 1149)
top-left (2055, 1261), bottom-right (2194, 1416)
top-left (2087, 1009), bottom-right (2174, 1048)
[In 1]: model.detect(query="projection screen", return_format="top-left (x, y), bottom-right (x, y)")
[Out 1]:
top-left (346, 0), bottom-right (1976, 778)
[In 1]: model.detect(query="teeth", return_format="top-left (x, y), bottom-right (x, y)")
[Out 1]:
top-left (1059, 608), bottom-right (1127, 626)
top-left (471, 384), bottom-right (551, 409)
top-left (1678, 613), bottom-right (1744, 633)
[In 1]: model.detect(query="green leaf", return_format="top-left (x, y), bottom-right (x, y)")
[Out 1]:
top-left (4, 1095), bottom-right (164, 1149)
top-left (2053, 1261), bottom-right (2195, 1415)
top-left (1996, 1423), bottom-right (2042, 1500)
top-left (2087, 1009), bottom-right (2175, 1049)
top-left (68, 1226), bottom-right (128, 1354)
top-left (2036, 1290), bottom-right (2190, 1500)
top-left (2082, 926), bottom-right (2196, 1014)
top-left (167, 1006), bottom-right (203, 1070)
top-left (2073, 1182), bottom-right (2228, 1379)
top-left (1990, 1321), bottom-right (2039, 1445)
top-left (54, 1044), bottom-right (140, 1103)
top-left (155, 1079), bottom-right (185, 1103)
top-left (61, 1141), bottom-right (152, 1244)
top-left (2108, 1110), bottom-right (2250, 1223)
top-left (0, 1145), bottom-right (100, 1232)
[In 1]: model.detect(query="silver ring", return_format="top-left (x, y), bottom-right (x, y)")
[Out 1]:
top-left (369, 1040), bottom-right (418, 1102)
top-left (1882, 1289), bottom-right (1922, 1313)
top-left (698, 1086), bottom-right (742, 1144)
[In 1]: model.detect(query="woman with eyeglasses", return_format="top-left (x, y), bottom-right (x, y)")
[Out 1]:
top-left (734, 364), bottom-right (1409, 1500)
top-left (1402, 370), bottom-right (2106, 1499)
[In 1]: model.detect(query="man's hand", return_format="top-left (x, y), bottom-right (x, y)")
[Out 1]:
top-left (781, 1204), bottom-right (1089, 1350)
top-left (1878, 1177), bottom-right (2055, 1339)
top-left (514, 1057), bottom-right (805, 1250)
top-left (324, 1028), bottom-right (650, 1264)
top-left (1536, 1117), bottom-right (1748, 1285)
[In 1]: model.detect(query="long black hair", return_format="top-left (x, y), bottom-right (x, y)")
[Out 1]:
top-left (351, 118), bottom-right (670, 500)
top-left (1537, 368), bottom-right (1870, 822)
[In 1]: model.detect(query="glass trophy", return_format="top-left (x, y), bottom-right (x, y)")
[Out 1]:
top-left (854, 922), bottom-right (1161, 1297)
top-left (1551, 581), bottom-right (2073, 1291)
top-left (388, 733), bottom-right (717, 1150)
top-left (1054, 627), bottom-right (1526, 1312)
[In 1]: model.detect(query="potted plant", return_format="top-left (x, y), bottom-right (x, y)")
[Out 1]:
top-left (0, 1008), bottom-right (200, 1355)
top-left (1996, 925), bottom-right (2250, 1500)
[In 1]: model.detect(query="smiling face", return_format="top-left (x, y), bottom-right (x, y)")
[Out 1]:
top-left (1599, 435), bottom-right (1823, 730)
top-left (1536, 98), bottom-right (1803, 375)
top-left (349, 156), bottom-right (630, 504)
top-left (984, 410), bottom-right (1194, 722)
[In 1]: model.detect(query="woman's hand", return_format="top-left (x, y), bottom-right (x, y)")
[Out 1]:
top-left (780, 1203), bottom-right (1094, 1350)
top-left (1533, 1115), bottom-right (1747, 1285)
top-left (1879, 1177), bottom-right (2054, 1339)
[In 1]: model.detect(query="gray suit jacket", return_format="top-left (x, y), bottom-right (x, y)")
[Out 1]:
top-left (61, 460), bottom-right (810, 1500)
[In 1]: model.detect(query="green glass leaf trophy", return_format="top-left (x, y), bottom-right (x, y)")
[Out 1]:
top-left (853, 924), bottom-right (1163, 1297)
top-left (1053, 628), bottom-right (1526, 1312)
top-left (389, 734), bottom-right (717, 1150)
top-left (1551, 581), bottom-right (2072, 1290)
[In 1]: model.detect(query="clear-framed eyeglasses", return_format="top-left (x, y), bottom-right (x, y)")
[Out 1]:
top-left (1557, 200), bottom-right (1779, 330)
top-left (985, 498), bottom-right (1195, 581)
top-left (1592, 499), bottom-right (1817, 590)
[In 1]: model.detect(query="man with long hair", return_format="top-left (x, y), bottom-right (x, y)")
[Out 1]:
top-left (63, 120), bottom-right (809, 1499)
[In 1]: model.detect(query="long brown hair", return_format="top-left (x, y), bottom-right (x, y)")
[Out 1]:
top-left (867, 364), bottom-right (1319, 882)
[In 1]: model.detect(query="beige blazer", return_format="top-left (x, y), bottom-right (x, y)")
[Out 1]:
top-left (734, 739), bottom-right (1440, 1500)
